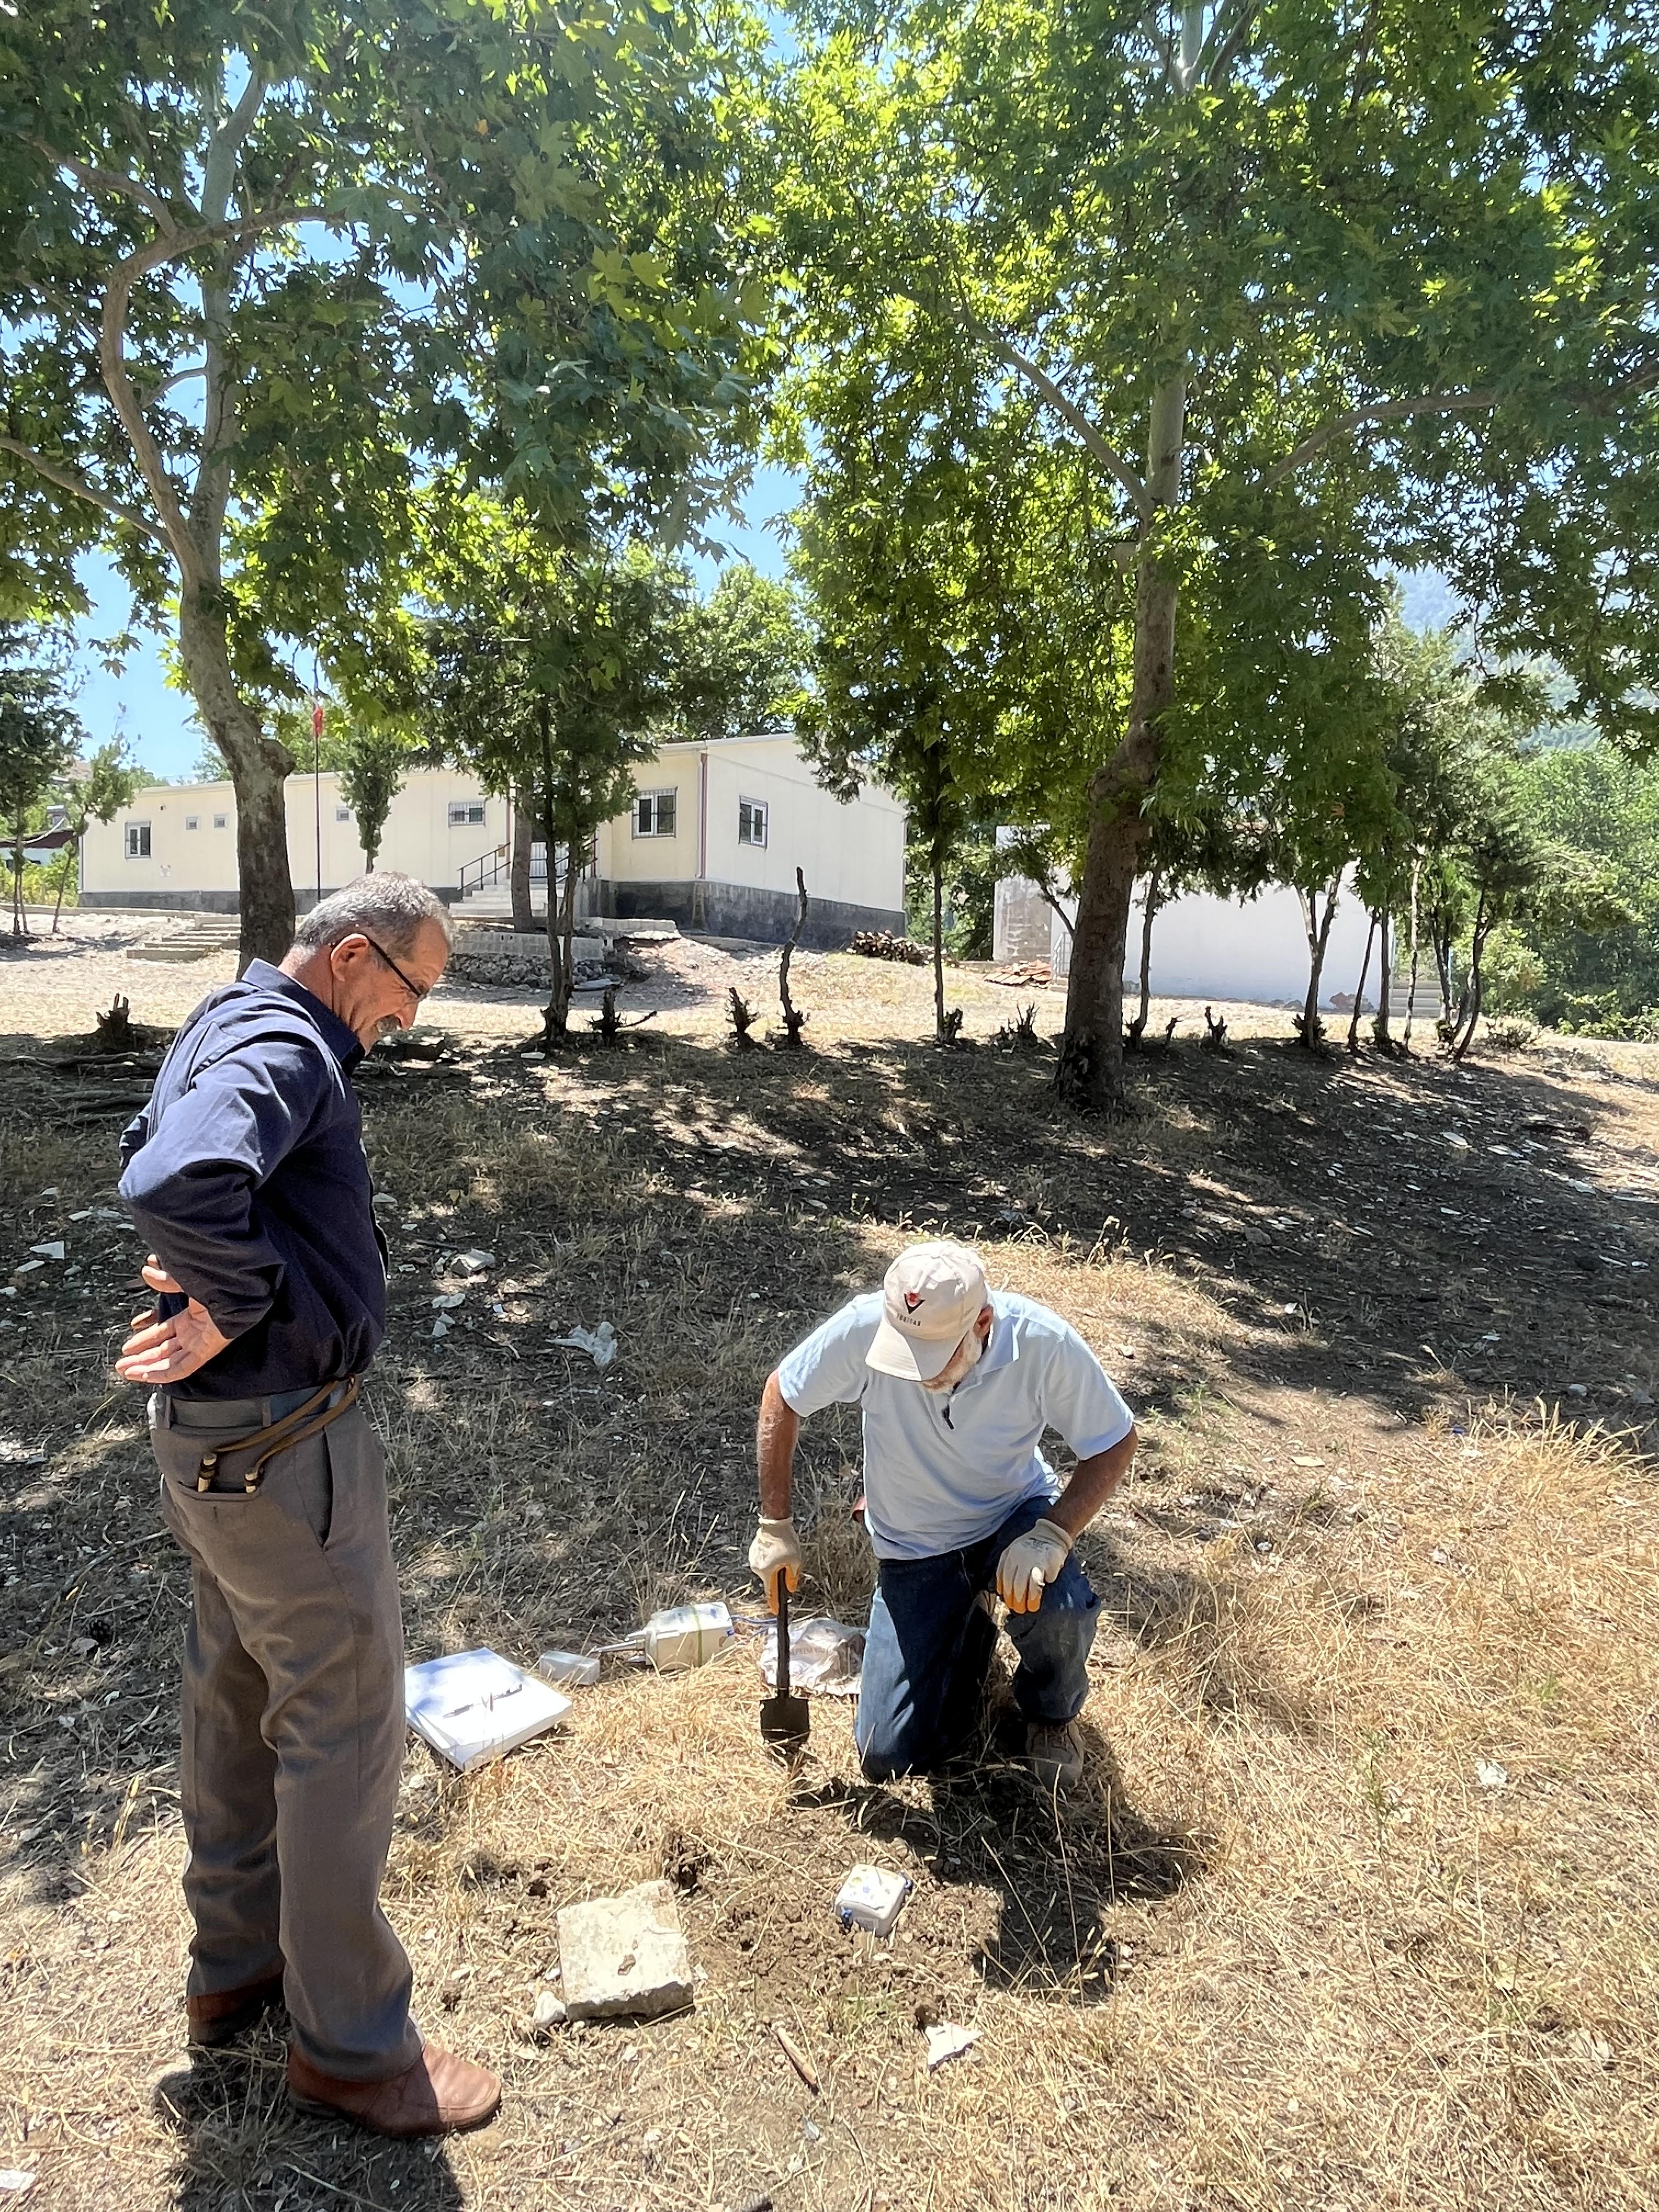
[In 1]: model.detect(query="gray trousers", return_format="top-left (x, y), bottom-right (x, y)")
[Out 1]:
top-left (151, 1387), bottom-right (421, 2081)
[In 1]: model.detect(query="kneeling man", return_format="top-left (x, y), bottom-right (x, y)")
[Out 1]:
top-left (749, 1240), bottom-right (1136, 1790)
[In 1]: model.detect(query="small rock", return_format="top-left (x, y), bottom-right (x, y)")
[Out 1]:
top-left (532, 1988), bottom-right (567, 2032)
top-left (29, 1243), bottom-right (65, 1261)
top-left (556, 1880), bottom-right (693, 2022)
top-left (1476, 1760), bottom-right (1509, 1791)
top-left (1566, 1384), bottom-right (1588, 1399)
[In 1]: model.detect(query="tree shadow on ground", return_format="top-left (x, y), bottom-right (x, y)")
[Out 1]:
top-left (150, 2032), bottom-right (467, 2212)
top-left (792, 1702), bottom-right (1204, 2008)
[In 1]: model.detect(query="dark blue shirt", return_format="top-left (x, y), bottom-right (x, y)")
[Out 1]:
top-left (119, 960), bottom-right (387, 1401)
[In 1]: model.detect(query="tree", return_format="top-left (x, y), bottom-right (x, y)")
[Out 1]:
top-left (0, 629), bottom-right (83, 936)
top-left (672, 566), bottom-right (811, 744)
top-left (775, 0), bottom-right (1659, 1110)
top-left (1, 0), bottom-right (765, 971)
top-left (47, 738), bottom-right (139, 932)
top-left (337, 715), bottom-right (416, 874)
top-left (1351, 622), bottom-right (1504, 1050)
top-left (794, 444), bottom-right (998, 1043)
top-left (1497, 744), bottom-right (1659, 1031)
top-left (424, 519), bottom-right (690, 1043)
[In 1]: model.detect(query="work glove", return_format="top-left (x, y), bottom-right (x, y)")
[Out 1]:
top-left (995, 1518), bottom-right (1072, 1614)
top-left (748, 1516), bottom-right (804, 1613)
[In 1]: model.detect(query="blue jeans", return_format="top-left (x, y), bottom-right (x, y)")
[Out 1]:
top-left (854, 1498), bottom-right (1099, 1781)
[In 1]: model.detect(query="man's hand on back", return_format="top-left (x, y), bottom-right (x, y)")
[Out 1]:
top-left (115, 1257), bottom-right (233, 1386)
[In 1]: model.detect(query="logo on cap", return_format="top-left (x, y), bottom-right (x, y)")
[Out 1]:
top-left (903, 1292), bottom-right (926, 1314)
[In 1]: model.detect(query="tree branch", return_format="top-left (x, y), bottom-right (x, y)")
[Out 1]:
top-left (201, 64), bottom-right (268, 225)
top-left (22, 138), bottom-right (179, 233)
top-left (1263, 387), bottom-right (1504, 484)
top-left (0, 433), bottom-right (171, 549)
top-left (142, 363), bottom-right (208, 405)
top-left (1201, 0), bottom-right (1262, 86)
top-left (97, 206), bottom-right (334, 583)
top-left (968, 323), bottom-right (1150, 517)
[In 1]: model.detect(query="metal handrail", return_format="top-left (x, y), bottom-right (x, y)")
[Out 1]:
top-left (458, 838), bottom-right (598, 901)
top-left (458, 843), bottom-right (509, 899)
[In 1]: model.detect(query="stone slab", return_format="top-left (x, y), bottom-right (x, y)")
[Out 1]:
top-left (556, 1878), bottom-right (693, 2022)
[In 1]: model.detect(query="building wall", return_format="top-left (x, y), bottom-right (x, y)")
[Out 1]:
top-left (995, 862), bottom-right (1387, 1009)
top-left (84, 770), bottom-right (511, 909)
top-left (83, 744), bottom-right (907, 941)
top-left (585, 878), bottom-right (905, 947)
top-left (592, 737), bottom-right (906, 918)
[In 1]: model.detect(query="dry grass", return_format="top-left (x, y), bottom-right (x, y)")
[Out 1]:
top-left (2, 946), bottom-right (1657, 2211)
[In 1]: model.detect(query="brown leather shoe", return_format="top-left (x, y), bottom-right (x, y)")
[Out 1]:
top-left (287, 2042), bottom-right (501, 2138)
top-left (187, 1972), bottom-right (286, 2047)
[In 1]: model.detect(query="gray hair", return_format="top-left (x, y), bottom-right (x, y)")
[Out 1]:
top-left (292, 873), bottom-right (454, 958)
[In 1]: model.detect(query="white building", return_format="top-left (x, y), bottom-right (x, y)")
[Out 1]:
top-left (995, 855), bottom-right (1383, 1011)
top-left (81, 736), bottom-right (907, 949)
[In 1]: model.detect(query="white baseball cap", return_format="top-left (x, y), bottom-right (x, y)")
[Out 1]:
top-left (866, 1240), bottom-right (990, 1382)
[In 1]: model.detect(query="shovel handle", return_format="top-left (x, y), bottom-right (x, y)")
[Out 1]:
top-left (775, 1575), bottom-right (793, 1696)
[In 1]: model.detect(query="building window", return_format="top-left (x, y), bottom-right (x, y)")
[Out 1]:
top-left (212, 813), bottom-right (228, 830)
top-left (737, 797), bottom-right (769, 849)
top-left (634, 789), bottom-right (677, 838)
top-left (185, 815), bottom-right (200, 831)
top-left (448, 800), bottom-right (487, 828)
top-left (125, 822), bottom-right (151, 859)
top-left (335, 806), bottom-right (352, 823)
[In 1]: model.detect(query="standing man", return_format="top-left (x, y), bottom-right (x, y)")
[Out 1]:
top-left (116, 875), bottom-right (500, 2138)
top-left (749, 1240), bottom-right (1136, 1791)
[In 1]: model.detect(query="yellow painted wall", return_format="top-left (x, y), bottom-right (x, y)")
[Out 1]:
top-left (83, 769), bottom-right (505, 902)
top-left (83, 744), bottom-right (906, 915)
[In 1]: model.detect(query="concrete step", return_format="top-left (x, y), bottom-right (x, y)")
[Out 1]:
top-left (126, 917), bottom-right (241, 962)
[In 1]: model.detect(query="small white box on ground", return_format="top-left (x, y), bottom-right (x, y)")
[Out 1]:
top-left (835, 1865), bottom-right (912, 1937)
top-left (535, 1649), bottom-right (601, 1688)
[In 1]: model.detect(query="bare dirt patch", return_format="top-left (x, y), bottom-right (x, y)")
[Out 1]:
top-left (2, 946), bottom-right (1656, 2210)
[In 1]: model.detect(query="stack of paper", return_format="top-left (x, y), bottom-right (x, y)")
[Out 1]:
top-left (404, 1649), bottom-right (572, 1771)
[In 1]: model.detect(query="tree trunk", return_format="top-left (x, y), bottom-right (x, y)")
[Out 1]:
top-left (1452, 900), bottom-right (1489, 1062)
top-left (511, 797), bottom-right (534, 932)
top-left (536, 705), bottom-right (572, 1045)
top-left (1056, 374), bottom-right (1185, 1113)
top-left (1296, 883), bottom-right (1339, 1047)
top-left (51, 839), bottom-right (75, 932)
top-left (1402, 859), bottom-right (1421, 1048)
top-left (1347, 913), bottom-right (1377, 1052)
top-left (1126, 867), bottom-right (1161, 1047)
top-left (177, 586), bottom-right (295, 973)
top-left (932, 846), bottom-right (946, 1044)
top-left (1434, 927), bottom-right (1454, 1026)
top-left (1375, 910), bottom-right (1393, 1047)
top-left (10, 825), bottom-right (25, 938)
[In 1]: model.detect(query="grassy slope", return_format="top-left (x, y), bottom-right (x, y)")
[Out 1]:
top-left (1, 950), bottom-right (1656, 2211)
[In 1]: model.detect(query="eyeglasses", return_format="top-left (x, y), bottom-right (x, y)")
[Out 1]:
top-left (340, 934), bottom-right (431, 1004)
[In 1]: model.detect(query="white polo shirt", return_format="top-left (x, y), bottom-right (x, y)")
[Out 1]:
top-left (777, 1289), bottom-right (1135, 1561)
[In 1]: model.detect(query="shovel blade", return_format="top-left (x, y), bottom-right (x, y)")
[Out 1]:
top-left (760, 1691), bottom-right (810, 1750)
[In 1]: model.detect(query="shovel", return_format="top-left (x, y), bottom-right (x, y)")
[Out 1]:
top-left (760, 1577), bottom-right (811, 1754)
